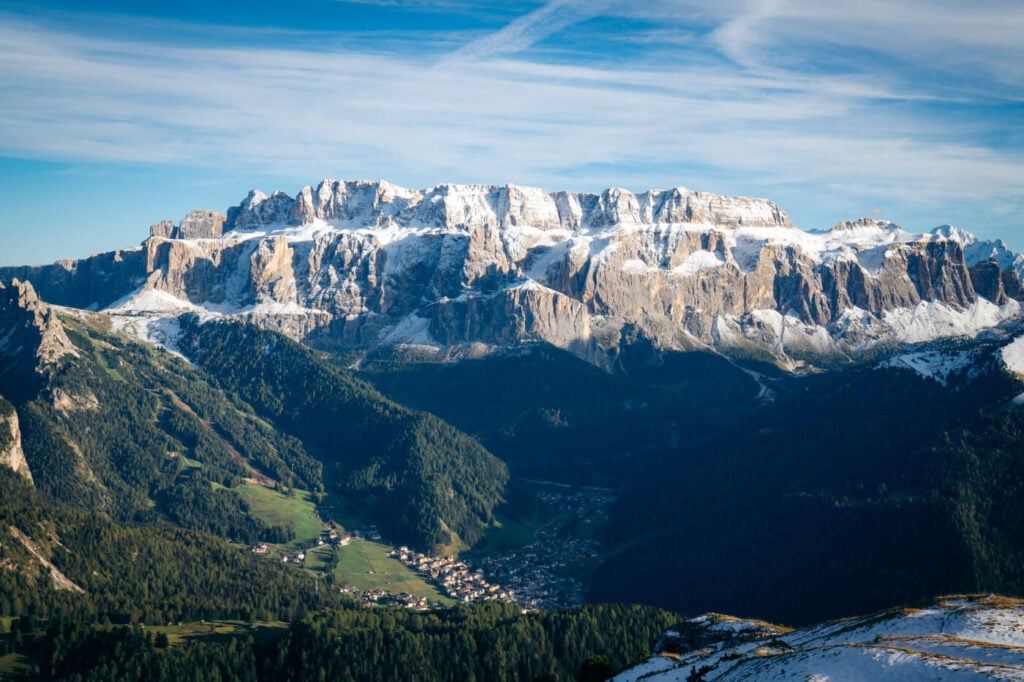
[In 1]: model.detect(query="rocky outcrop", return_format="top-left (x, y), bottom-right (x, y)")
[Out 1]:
top-left (652, 614), bottom-right (788, 657)
top-left (1004, 270), bottom-right (1023, 300)
top-left (249, 236), bottom-right (296, 304)
top-left (0, 279), bottom-right (78, 369)
top-left (143, 238), bottom-right (255, 305)
top-left (428, 282), bottom-right (593, 352)
top-left (148, 210), bottom-right (226, 240)
top-left (970, 260), bottom-right (1008, 305)
top-left (227, 189), bottom-right (294, 230)
top-left (177, 209), bottom-right (225, 239)
top-left (0, 396), bottom-right (32, 483)
top-left (149, 219), bottom-right (176, 239)
top-left (615, 596), bottom-right (1024, 682)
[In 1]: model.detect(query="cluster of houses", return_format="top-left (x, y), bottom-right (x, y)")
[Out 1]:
top-left (470, 488), bottom-right (615, 608)
top-left (338, 586), bottom-right (435, 610)
top-left (250, 526), bottom-right (353, 565)
top-left (395, 549), bottom-right (517, 604)
top-left (246, 489), bottom-right (613, 612)
top-left (324, 527), bottom-right (353, 546)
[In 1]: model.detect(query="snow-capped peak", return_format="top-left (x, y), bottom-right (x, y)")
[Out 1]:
top-left (932, 224), bottom-right (979, 245)
top-left (932, 225), bottom-right (1024, 275)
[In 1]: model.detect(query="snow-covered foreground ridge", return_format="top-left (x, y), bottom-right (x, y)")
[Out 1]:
top-left (3, 179), bottom-right (1024, 367)
top-left (614, 595), bottom-right (1024, 681)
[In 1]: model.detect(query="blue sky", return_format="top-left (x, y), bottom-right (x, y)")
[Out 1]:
top-left (1, 0), bottom-right (1023, 265)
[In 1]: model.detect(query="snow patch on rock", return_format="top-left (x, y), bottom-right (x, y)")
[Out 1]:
top-left (1001, 335), bottom-right (1024, 377)
top-left (881, 351), bottom-right (981, 386)
top-left (613, 596), bottom-right (1024, 681)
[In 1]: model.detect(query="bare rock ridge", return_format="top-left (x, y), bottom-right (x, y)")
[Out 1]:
top-left (1, 180), bottom-right (1022, 366)
top-left (224, 180), bottom-right (794, 232)
top-left (0, 279), bottom-right (78, 370)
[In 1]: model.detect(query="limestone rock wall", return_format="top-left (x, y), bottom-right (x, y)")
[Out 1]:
top-left (3, 180), bottom-right (1020, 365)
top-left (0, 397), bottom-right (32, 484)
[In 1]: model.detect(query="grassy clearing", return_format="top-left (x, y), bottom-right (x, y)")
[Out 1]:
top-left (334, 539), bottom-right (453, 604)
top-left (148, 620), bottom-right (289, 647)
top-left (236, 485), bottom-right (323, 547)
top-left (91, 346), bottom-right (125, 382)
top-left (302, 545), bottom-right (333, 572)
top-left (177, 455), bottom-right (203, 470)
top-left (0, 652), bottom-right (33, 678)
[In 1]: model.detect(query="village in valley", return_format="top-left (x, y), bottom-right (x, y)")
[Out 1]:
top-left (247, 481), bottom-right (616, 611)
top-left (466, 486), bottom-right (614, 609)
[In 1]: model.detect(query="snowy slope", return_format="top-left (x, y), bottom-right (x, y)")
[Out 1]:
top-left (879, 350), bottom-right (981, 386)
top-left (1001, 335), bottom-right (1024, 377)
top-left (613, 596), bottom-right (1024, 681)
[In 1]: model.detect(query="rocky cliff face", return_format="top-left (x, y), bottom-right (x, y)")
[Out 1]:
top-left (2, 180), bottom-right (1021, 367)
top-left (226, 180), bottom-right (793, 232)
top-left (0, 280), bottom-right (76, 483)
top-left (150, 209), bottom-right (226, 240)
top-left (0, 396), bottom-right (32, 483)
top-left (0, 279), bottom-right (78, 372)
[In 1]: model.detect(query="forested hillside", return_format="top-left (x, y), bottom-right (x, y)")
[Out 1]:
top-left (178, 317), bottom-right (508, 551)
top-left (362, 344), bottom-right (760, 486)
top-left (1, 312), bottom-right (317, 546)
top-left (592, 358), bottom-right (1024, 624)
top-left (363, 340), bottom-right (1024, 625)
top-left (3, 600), bottom-right (676, 681)
top-left (0, 468), bottom-right (335, 624)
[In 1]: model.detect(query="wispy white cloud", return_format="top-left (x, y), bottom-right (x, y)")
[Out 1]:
top-left (443, 0), bottom-right (616, 63)
top-left (0, 2), bottom-right (1022, 243)
top-left (630, 0), bottom-right (1024, 96)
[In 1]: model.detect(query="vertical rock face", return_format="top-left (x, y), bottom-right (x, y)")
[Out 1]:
top-left (177, 210), bottom-right (226, 240)
top-left (149, 219), bottom-right (176, 239)
top-left (1004, 270), bottom-right (1024, 301)
top-left (905, 240), bottom-right (975, 307)
top-left (250, 236), bottom-right (296, 304)
top-left (148, 210), bottom-right (226, 240)
top-left (144, 238), bottom-right (254, 305)
top-left (0, 396), bottom-right (32, 484)
top-left (0, 249), bottom-right (147, 310)
top-left (227, 189), bottom-right (294, 230)
top-left (970, 260), bottom-right (1008, 305)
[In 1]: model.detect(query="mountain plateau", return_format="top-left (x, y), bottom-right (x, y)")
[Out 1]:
top-left (4, 179), bottom-right (1022, 369)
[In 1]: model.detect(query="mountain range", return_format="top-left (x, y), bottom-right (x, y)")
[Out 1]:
top-left (4, 180), bottom-right (1023, 370)
top-left (4, 179), bottom-right (1024, 679)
